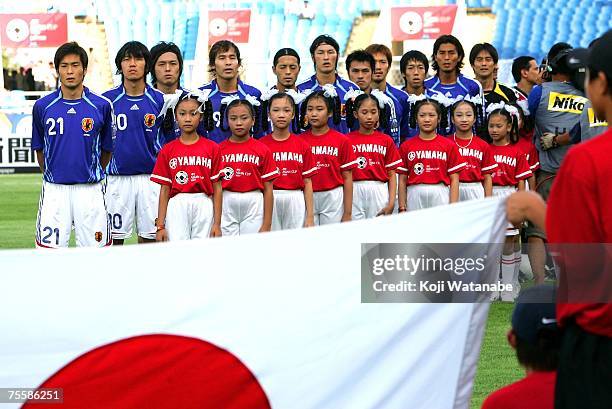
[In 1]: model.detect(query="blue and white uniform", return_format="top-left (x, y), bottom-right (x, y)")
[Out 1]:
top-left (198, 79), bottom-right (262, 142)
top-left (380, 84), bottom-right (410, 146)
top-left (297, 74), bottom-right (359, 134)
top-left (103, 84), bottom-right (166, 240)
top-left (31, 87), bottom-right (114, 248)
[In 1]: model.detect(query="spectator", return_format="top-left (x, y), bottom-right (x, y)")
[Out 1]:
top-left (300, 0), bottom-right (315, 19)
top-left (482, 284), bottom-right (559, 409)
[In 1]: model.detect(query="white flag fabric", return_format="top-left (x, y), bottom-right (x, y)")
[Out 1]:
top-left (0, 197), bottom-right (507, 409)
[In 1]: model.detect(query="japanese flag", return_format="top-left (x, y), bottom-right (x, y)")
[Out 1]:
top-left (0, 198), bottom-right (507, 409)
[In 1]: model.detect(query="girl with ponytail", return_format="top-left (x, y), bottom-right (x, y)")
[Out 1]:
top-left (218, 98), bottom-right (279, 236)
top-left (301, 90), bottom-right (358, 225)
top-left (260, 92), bottom-right (318, 230)
top-left (346, 91), bottom-right (402, 220)
top-left (486, 102), bottom-right (533, 302)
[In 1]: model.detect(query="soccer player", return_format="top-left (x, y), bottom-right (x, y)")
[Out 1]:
top-left (512, 56), bottom-right (539, 98)
top-left (103, 41), bottom-right (166, 245)
top-left (470, 43), bottom-right (519, 108)
top-left (366, 44), bottom-right (410, 146)
top-left (150, 41), bottom-right (183, 95)
top-left (345, 49), bottom-right (374, 93)
top-left (32, 42), bottom-right (113, 248)
top-left (271, 48), bottom-right (301, 92)
top-left (482, 285), bottom-right (559, 409)
top-left (199, 40), bottom-right (262, 142)
top-left (297, 34), bottom-right (358, 134)
top-left (425, 35), bottom-right (482, 135)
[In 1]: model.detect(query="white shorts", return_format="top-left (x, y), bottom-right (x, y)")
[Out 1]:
top-left (221, 191), bottom-right (263, 236)
top-left (493, 185), bottom-right (519, 236)
top-left (272, 189), bottom-right (305, 231)
top-left (353, 180), bottom-right (388, 220)
top-left (36, 181), bottom-right (111, 248)
top-left (459, 182), bottom-right (485, 202)
top-left (313, 186), bottom-right (343, 225)
top-left (106, 175), bottom-right (159, 240)
top-left (406, 184), bottom-right (449, 211)
top-left (166, 193), bottom-right (214, 241)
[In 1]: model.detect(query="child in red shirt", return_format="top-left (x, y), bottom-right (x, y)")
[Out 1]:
top-left (450, 98), bottom-right (497, 201)
top-left (219, 98), bottom-right (279, 235)
top-left (397, 99), bottom-right (466, 211)
top-left (346, 91), bottom-right (402, 219)
top-left (300, 89), bottom-right (357, 225)
top-left (260, 92), bottom-right (317, 230)
top-left (487, 103), bottom-right (532, 301)
top-left (151, 91), bottom-right (222, 241)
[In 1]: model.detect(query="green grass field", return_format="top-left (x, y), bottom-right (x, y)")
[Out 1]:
top-left (0, 174), bottom-right (523, 408)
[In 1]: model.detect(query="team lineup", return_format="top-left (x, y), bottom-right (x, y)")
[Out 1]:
top-left (32, 32), bottom-right (600, 301)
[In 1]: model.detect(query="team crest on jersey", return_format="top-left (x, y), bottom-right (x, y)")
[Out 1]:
top-left (357, 156), bottom-right (367, 169)
top-left (144, 114), bottom-right (157, 128)
top-left (413, 162), bottom-right (424, 175)
top-left (169, 158), bottom-right (178, 169)
top-left (221, 167), bottom-right (234, 181)
top-left (94, 231), bottom-right (102, 242)
top-left (408, 152), bottom-right (416, 161)
top-left (81, 118), bottom-right (94, 132)
top-left (175, 171), bottom-right (189, 185)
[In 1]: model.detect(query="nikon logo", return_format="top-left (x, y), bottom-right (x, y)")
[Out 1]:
top-left (547, 92), bottom-right (587, 114)
top-left (587, 108), bottom-right (608, 127)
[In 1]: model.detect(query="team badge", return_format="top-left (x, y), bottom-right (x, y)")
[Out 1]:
top-left (94, 232), bottom-right (102, 242)
top-left (413, 162), bottom-right (424, 175)
top-left (356, 156), bottom-right (367, 169)
top-left (221, 167), bottom-right (234, 181)
top-left (175, 171), bottom-right (189, 185)
top-left (144, 113), bottom-right (156, 128)
top-left (81, 118), bottom-right (94, 132)
top-left (408, 152), bottom-right (416, 161)
top-left (169, 158), bottom-right (178, 169)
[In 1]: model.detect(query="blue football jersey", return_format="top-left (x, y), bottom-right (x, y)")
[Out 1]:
top-left (424, 74), bottom-right (483, 135)
top-left (296, 74), bottom-right (359, 134)
top-left (103, 84), bottom-right (166, 175)
top-left (197, 79), bottom-right (262, 143)
top-left (31, 87), bottom-right (115, 184)
top-left (381, 84), bottom-right (410, 146)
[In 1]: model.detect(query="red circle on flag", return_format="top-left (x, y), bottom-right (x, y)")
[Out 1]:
top-left (22, 334), bottom-right (271, 409)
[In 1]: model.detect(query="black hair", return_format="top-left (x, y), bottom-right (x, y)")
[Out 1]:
top-left (346, 93), bottom-right (390, 130)
top-left (432, 34), bottom-right (465, 74)
top-left (150, 42), bottom-right (183, 86)
top-left (409, 99), bottom-right (446, 133)
top-left (469, 43), bottom-right (499, 66)
top-left (208, 40), bottom-right (242, 76)
top-left (115, 41), bottom-right (151, 76)
top-left (515, 328), bottom-right (561, 372)
top-left (547, 42), bottom-right (573, 75)
top-left (54, 42), bottom-right (88, 71)
top-left (262, 92), bottom-right (300, 134)
top-left (345, 50), bottom-right (375, 73)
top-left (450, 99), bottom-right (484, 136)
top-left (400, 50), bottom-right (429, 87)
top-left (300, 90), bottom-right (341, 130)
top-left (486, 107), bottom-right (519, 144)
top-left (309, 34), bottom-right (340, 69)
top-left (587, 65), bottom-right (612, 95)
top-left (162, 91), bottom-right (214, 134)
top-left (219, 98), bottom-right (259, 135)
top-left (508, 101), bottom-right (534, 134)
top-left (273, 48), bottom-right (300, 67)
top-left (511, 56), bottom-right (535, 83)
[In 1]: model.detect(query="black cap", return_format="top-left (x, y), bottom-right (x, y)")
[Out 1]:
top-left (568, 29), bottom-right (612, 79)
top-left (511, 284), bottom-right (558, 344)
